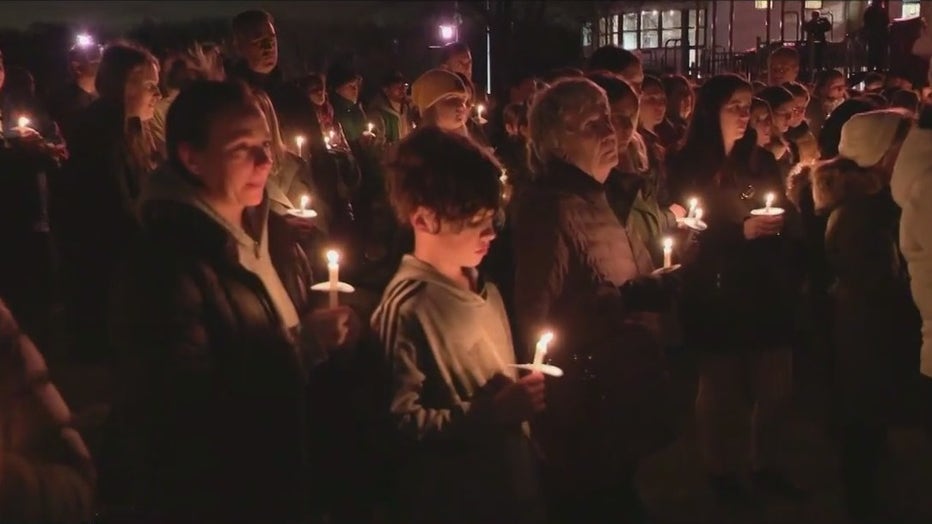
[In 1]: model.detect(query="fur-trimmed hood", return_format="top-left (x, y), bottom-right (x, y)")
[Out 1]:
top-left (787, 158), bottom-right (887, 214)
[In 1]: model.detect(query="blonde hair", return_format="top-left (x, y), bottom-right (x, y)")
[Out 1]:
top-left (251, 89), bottom-right (287, 166)
top-left (527, 77), bottom-right (609, 176)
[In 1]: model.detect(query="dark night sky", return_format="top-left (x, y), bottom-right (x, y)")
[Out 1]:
top-left (0, 1), bottom-right (441, 30)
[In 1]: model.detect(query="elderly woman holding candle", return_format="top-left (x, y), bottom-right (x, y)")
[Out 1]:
top-left (666, 73), bottom-right (806, 504)
top-left (512, 77), bottom-right (678, 523)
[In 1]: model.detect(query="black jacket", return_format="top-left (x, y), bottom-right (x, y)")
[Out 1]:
top-left (668, 146), bottom-right (805, 352)
top-left (102, 200), bottom-right (313, 523)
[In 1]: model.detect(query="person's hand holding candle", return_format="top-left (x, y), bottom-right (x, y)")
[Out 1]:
top-left (303, 306), bottom-right (360, 353)
top-left (745, 191), bottom-right (785, 239)
top-left (488, 372), bottom-right (546, 425)
top-left (743, 214), bottom-right (784, 239)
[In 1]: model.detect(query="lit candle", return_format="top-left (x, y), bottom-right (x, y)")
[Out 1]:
top-left (499, 170), bottom-right (508, 185)
top-left (324, 134), bottom-right (332, 150)
top-left (295, 135), bottom-right (305, 157)
top-left (300, 194), bottom-right (310, 213)
top-left (476, 104), bottom-right (487, 124)
top-left (364, 122), bottom-right (376, 138)
top-left (326, 250), bottom-right (340, 308)
top-left (765, 192), bottom-right (774, 213)
top-left (694, 208), bottom-right (704, 222)
top-left (688, 197), bottom-right (698, 218)
top-left (17, 116), bottom-right (30, 129)
top-left (662, 237), bottom-right (674, 268)
top-left (533, 332), bottom-right (554, 369)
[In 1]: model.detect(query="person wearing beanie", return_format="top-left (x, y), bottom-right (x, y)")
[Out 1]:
top-left (808, 108), bottom-right (920, 523)
top-left (891, 106), bottom-right (932, 440)
top-left (411, 68), bottom-right (469, 136)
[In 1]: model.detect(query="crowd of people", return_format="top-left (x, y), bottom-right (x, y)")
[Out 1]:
top-left (2, 6), bottom-right (932, 524)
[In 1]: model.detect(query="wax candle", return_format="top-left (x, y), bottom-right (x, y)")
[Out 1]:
top-left (533, 332), bottom-right (554, 369)
top-left (477, 104), bottom-right (485, 120)
top-left (300, 194), bottom-right (310, 213)
top-left (662, 237), bottom-right (673, 268)
top-left (688, 197), bottom-right (698, 218)
top-left (694, 208), bottom-right (704, 222)
top-left (765, 192), bottom-right (774, 213)
top-left (324, 134), bottom-right (332, 150)
top-left (295, 135), bottom-right (305, 157)
top-left (326, 250), bottom-right (340, 308)
top-left (364, 122), bottom-right (376, 137)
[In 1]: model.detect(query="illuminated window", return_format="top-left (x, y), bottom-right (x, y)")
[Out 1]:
top-left (622, 12), bottom-right (638, 49)
top-left (757, 1), bottom-right (822, 8)
top-left (903, 0), bottom-right (920, 19)
top-left (598, 16), bottom-right (620, 46)
top-left (641, 10), bottom-right (659, 48)
top-left (600, 8), bottom-right (704, 51)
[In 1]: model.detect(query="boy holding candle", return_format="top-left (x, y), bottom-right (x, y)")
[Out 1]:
top-left (372, 126), bottom-right (545, 524)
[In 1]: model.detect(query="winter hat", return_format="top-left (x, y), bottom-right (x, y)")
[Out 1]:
top-left (327, 62), bottom-right (360, 90)
top-left (411, 69), bottom-right (467, 112)
top-left (838, 108), bottom-right (913, 168)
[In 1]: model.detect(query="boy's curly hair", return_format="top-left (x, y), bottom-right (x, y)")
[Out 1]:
top-left (386, 126), bottom-right (503, 230)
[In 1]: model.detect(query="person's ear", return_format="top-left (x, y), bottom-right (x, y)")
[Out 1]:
top-left (176, 143), bottom-right (204, 177)
top-left (411, 207), bottom-right (440, 234)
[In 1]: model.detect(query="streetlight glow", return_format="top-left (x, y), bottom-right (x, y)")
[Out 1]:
top-left (76, 33), bottom-right (94, 48)
top-left (440, 24), bottom-right (455, 41)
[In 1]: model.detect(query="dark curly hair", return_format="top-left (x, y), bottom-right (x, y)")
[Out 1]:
top-left (386, 126), bottom-right (503, 230)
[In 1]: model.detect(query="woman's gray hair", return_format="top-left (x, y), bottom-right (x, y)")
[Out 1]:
top-left (527, 77), bottom-right (609, 176)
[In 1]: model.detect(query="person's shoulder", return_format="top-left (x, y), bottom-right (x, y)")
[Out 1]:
top-left (374, 276), bottom-right (430, 321)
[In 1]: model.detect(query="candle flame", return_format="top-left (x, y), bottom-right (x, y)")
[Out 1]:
top-left (300, 195), bottom-right (309, 211)
top-left (688, 197), bottom-right (698, 210)
top-left (367, 122), bottom-right (374, 133)
top-left (328, 130), bottom-right (336, 139)
top-left (765, 192), bottom-right (775, 208)
top-left (295, 135), bottom-right (306, 147)
top-left (326, 249), bottom-right (340, 266)
top-left (477, 104), bottom-right (485, 114)
top-left (663, 237), bottom-right (673, 250)
top-left (17, 116), bottom-right (30, 128)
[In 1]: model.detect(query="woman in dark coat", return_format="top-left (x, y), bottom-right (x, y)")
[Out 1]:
top-left (666, 74), bottom-right (805, 504)
top-left (799, 108), bottom-right (920, 523)
top-left (60, 42), bottom-right (163, 364)
top-left (513, 77), bottom-right (676, 524)
top-left (100, 80), bottom-right (357, 524)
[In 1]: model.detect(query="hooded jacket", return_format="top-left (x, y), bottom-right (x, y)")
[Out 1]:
top-left (101, 166), bottom-right (316, 523)
top-left (813, 162), bottom-right (921, 421)
top-left (892, 126), bottom-right (932, 378)
top-left (371, 255), bottom-right (542, 524)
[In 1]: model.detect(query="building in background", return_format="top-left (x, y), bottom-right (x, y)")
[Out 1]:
top-left (583, 0), bottom-right (930, 77)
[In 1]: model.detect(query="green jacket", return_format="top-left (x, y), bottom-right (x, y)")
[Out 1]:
top-left (367, 92), bottom-right (412, 145)
top-left (330, 93), bottom-right (368, 142)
